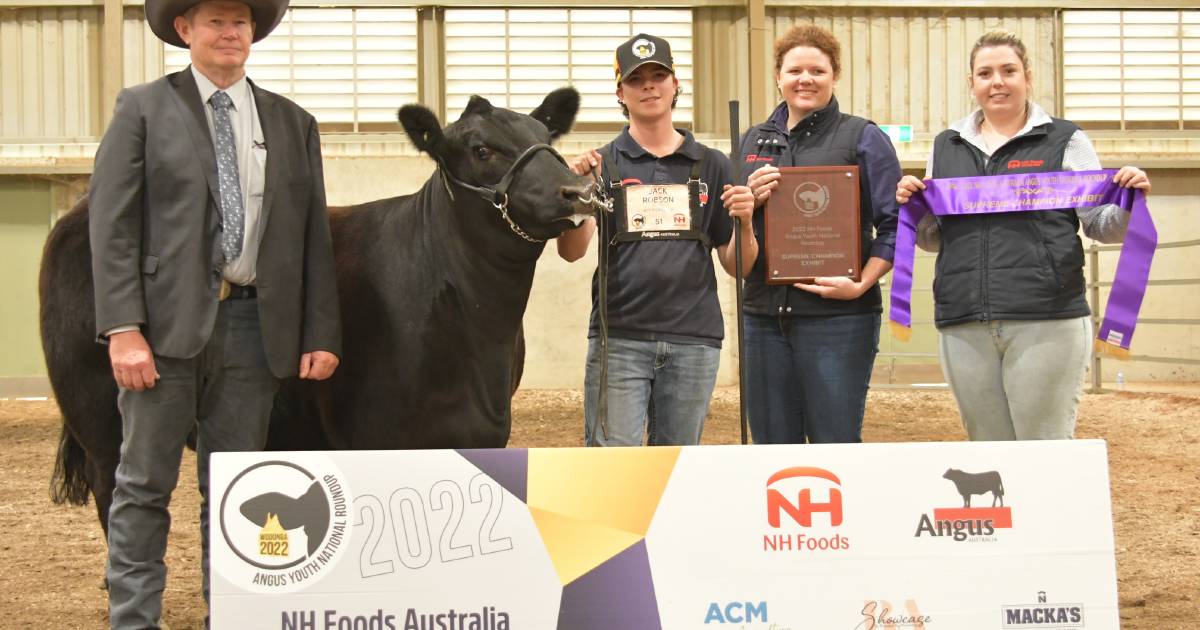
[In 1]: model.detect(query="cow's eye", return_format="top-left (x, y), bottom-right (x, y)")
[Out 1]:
top-left (473, 146), bottom-right (493, 161)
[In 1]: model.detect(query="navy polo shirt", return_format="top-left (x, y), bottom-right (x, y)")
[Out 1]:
top-left (588, 127), bottom-right (735, 347)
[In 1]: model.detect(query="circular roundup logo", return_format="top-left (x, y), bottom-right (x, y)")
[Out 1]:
top-left (792, 182), bottom-right (831, 217)
top-left (632, 38), bottom-right (656, 59)
top-left (216, 457), bottom-right (351, 593)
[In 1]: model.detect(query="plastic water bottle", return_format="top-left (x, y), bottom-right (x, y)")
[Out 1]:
top-left (1115, 371), bottom-right (1125, 391)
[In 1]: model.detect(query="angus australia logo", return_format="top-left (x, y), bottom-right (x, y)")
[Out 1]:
top-left (1001, 591), bottom-right (1084, 628)
top-left (914, 468), bottom-right (1011, 542)
top-left (763, 466), bottom-right (850, 552)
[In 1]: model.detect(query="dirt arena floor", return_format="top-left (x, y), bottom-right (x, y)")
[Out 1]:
top-left (1, 386), bottom-right (1196, 629)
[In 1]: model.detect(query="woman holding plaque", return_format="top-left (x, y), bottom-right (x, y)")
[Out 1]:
top-left (895, 30), bottom-right (1151, 440)
top-left (737, 24), bottom-right (901, 444)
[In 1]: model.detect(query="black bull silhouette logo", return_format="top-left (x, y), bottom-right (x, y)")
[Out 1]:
top-left (943, 468), bottom-right (1005, 508)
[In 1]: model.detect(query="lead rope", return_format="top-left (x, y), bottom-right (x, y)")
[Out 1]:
top-left (593, 159), bottom-right (614, 442)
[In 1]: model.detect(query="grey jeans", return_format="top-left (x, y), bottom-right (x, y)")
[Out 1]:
top-left (938, 316), bottom-right (1091, 441)
top-left (107, 298), bottom-right (279, 629)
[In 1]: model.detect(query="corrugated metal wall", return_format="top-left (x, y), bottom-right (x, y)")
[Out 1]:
top-left (692, 6), bottom-right (752, 136)
top-left (5, 5), bottom-right (1059, 140)
top-left (761, 8), bottom-right (1059, 134)
top-left (122, 8), bottom-right (163, 88)
top-left (0, 7), bottom-right (102, 139)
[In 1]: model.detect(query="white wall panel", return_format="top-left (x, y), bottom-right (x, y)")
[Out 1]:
top-left (765, 8), bottom-right (1058, 133)
top-left (0, 7), bottom-right (100, 140)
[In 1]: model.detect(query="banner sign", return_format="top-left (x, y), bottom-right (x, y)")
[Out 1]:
top-left (211, 440), bottom-right (1120, 629)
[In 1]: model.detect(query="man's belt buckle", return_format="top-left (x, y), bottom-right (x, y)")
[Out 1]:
top-left (219, 278), bottom-right (231, 301)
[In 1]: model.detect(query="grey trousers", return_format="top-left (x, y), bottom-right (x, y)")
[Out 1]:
top-left (107, 299), bottom-right (279, 629)
top-left (938, 316), bottom-right (1091, 441)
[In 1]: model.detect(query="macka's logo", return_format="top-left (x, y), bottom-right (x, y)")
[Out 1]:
top-left (763, 467), bottom-right (850, 552)
top-left (914, 468), bottom-right (1011, 543)
top-left (1001, 591), bottom-right (1084, 628)
top-left (1007, 159), bottom-right (1045, 169)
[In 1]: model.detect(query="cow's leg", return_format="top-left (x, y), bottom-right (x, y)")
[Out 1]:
top-left (86, 454), bottom-right (117, 538)
top-left (85, 451), bottom-right (118, 591)
top-left (85, 402), bottom-right (124, 539)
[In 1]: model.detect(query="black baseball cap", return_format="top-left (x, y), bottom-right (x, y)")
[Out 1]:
top-left (614, 33), bottom-right (674, 84)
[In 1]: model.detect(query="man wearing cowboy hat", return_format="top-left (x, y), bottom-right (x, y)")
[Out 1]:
top-left (89, 0), bottom-right (341, 625)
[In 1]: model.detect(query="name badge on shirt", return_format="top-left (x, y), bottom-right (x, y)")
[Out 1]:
top-left (623, 184), bottom-right (691, 232)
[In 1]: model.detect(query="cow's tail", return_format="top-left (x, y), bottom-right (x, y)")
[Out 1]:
top-left (50, 424), bottom-right (91, 506)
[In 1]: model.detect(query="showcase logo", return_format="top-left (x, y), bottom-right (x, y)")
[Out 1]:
top-left (1001, 591), bottom-right (1084, 628)
top-left (914, 468), bottom-right (1011, 542)
top-left (763, 467), bottom-right (850, 552)
top-left (856, 599), bottom-right (932, 630)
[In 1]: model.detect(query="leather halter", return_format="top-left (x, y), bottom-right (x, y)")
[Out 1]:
top-left (435, 143), bottom-right (568, 243)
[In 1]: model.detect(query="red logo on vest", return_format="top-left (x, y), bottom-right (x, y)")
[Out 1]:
top-left (1007, 159), bottom-right (1044, 169)
top-left (745, 154), bottom-right (774, 164)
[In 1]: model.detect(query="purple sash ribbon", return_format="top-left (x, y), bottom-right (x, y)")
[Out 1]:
top-left (888, 169), bottom-right (1156, 358)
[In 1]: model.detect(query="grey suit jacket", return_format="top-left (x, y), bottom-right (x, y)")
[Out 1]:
top-left (89, 67), bottom-right (341, 378)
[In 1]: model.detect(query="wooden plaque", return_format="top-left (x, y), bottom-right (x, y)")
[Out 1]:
top-left (764, 166), bottom-right (862, 285)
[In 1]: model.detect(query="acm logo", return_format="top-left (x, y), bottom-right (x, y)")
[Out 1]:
top-left (764, 467), bottom-right (850, 552)
top-left (705, 602), bottom-right (768, 624)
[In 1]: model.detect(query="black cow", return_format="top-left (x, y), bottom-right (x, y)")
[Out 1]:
top-left (942, 468), bottom-right (1005, 507)
top-left (43, 88), bottom-right (595, 538)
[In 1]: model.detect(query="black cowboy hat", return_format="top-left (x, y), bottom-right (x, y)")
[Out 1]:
top-left (145, 0), bottom-right (288, 49)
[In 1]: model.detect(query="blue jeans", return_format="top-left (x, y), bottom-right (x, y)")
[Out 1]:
top-left (583, 336), bottom-right (720, 446)
top-left (743, 312), bottom-right (880, 444)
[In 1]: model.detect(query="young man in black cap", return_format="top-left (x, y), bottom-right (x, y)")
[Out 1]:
top-left (558, 33), bottom-right (756, 447)
top-left (90, 0), bottom-right (341, 625)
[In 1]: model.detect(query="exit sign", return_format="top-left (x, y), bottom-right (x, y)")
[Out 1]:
top-left (879, 124), bottom-right (913, 143)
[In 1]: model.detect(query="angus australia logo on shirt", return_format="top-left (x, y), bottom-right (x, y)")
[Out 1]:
top-left (1007, 159), bottom-right (1045, 170)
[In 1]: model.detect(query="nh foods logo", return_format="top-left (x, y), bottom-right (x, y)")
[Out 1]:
top-left (763, 467), bottom-right (850, 552)
top-left (914, 468), bottom-right (1011, 543)
top-left (1001, 591), bottom-right (1084, 628)
top-left (217, 458), bottom-right (351, 593)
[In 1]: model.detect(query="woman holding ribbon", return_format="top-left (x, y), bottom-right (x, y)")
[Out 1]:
top-left (738, 24), bottom-right (901, 444)
top-left (895, 29), bottom-right (1151, 441)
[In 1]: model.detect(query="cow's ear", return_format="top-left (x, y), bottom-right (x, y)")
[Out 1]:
top-left (398, 105), bottom-right (448, 160)
top-left (530, 87), bottom-right (580, 140)
top-left (463, 95), bottom-right (494, 118)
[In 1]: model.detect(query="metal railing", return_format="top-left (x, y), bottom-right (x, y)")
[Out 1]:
top-left (1087, 238), bottom-right (1200, 393)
